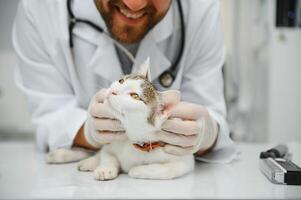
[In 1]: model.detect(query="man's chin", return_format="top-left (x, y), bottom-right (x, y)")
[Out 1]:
top-left (110, 28), bottom-right (148, 44)
top-left (114, 36), bottom-right (144, 44)
top-left (108, 15), bottom-right (151, 43)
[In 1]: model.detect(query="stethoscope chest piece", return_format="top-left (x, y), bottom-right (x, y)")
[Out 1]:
top-left (67, 0), bottom-right (184, 88)
top-left (159, 70), bottom-right (175, 88)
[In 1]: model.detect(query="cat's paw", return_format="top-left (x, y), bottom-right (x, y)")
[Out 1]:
top-left (78, 156), bottom-right (99, 172)
top-left (94, 166), bottom-right (119, 181)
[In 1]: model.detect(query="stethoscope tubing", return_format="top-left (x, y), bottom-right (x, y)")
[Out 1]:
top-left (67, 0), bottom-right (185, 87)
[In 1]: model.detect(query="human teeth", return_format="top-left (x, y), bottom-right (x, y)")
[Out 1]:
top-left (119, 8), bottom-right (144, 19)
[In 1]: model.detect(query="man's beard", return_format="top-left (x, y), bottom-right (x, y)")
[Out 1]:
top-left (95, 0), bottom-right (169, 44)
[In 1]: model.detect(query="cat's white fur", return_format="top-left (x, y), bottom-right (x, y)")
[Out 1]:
top-left (95, 141), bottom-right (194, 180)
top-left (48, 58), bottom-right (194, 180)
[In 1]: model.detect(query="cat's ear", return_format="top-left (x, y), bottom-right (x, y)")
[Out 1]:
top-left (138, 57), bottom-right (151, 82)
top-left (158, 90), bottom-right (181, 117)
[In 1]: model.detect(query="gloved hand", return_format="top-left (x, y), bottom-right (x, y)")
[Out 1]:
top-left (84, 89), bottom-right (127, 148)
top-left (157, 101), bottom-right (219, 156)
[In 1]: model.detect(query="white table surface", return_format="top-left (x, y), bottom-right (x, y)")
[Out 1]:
top-left (0, 140), bottom-right (300, 199)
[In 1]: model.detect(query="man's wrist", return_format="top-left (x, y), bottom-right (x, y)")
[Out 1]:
top-left (193, 117), bottom-right (219, 156)
top-left (83, 120), bottom-right (104, 149)
top-left (72, 123), bottom-right (100, 151)
top-left (194, 136), bottom-right (217, 157)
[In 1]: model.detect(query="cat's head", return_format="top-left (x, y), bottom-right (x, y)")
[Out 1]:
top-left (104, 58), bottom-right (180, 140)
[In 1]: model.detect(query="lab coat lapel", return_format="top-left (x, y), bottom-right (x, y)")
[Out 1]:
top-left (72, 0), bottom-right (122, 83)
top-left (72, 0), bottom-right (107, 46)
top-left (88, 39), bottom-right (123, 83)
top-left (133, 35), bottom-right (171, 82)
top-left (132, 1), bottom-right (175, 81)
top-left (57, 0), bottom-right (93, 99)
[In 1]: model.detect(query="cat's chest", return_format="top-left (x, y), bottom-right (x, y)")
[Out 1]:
top-left (123, 120), bottom-right (158, 142)
top-left (110, 141), bottom-right (174, 172)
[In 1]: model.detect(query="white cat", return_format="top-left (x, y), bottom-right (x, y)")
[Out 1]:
top-left (48, 58), bottom-right (194, 180)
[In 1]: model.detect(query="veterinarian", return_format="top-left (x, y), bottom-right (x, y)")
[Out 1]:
top-left (13, 0), bottom-right (236, 163)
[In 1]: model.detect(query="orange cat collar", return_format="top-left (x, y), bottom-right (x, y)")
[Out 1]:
top-left (133, 142), bottom-right (165, 152)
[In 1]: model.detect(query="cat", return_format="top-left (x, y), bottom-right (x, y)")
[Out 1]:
top-left (47, 58), bottom-right (194, 180)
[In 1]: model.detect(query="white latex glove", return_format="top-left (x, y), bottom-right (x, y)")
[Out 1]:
top-left (84, 89), bottom-right (127, 148)
top-left (157, 102), bottom-right (219, 156)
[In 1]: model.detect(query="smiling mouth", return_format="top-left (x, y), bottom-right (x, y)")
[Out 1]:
top-left (114, 5), bottom-right (147, 20)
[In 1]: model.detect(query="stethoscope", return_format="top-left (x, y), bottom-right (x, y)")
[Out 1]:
top-left (67, 0), bottom-right (185, 88)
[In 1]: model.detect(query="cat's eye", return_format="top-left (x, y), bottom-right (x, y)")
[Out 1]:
top-left (119, 79), bottom-right (124, 84)
top-left (130, 93), bottom-right (142, 101)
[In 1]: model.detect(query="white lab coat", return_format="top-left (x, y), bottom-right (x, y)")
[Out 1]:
top-left (13, 0), bottom-right (237, 163)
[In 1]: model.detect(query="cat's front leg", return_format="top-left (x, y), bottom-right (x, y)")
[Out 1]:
top-left (129, 156), bottom-right (194, 180)
top-left (94, 148), bottom-right (120, 181)
top-left (78, 151), bottom-right (100, 171)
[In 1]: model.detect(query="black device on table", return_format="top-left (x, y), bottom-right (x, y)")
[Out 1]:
top-left (259, 144), bottom-right (301, 185)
